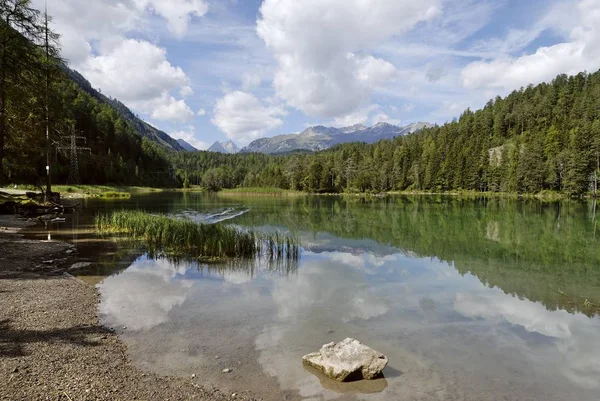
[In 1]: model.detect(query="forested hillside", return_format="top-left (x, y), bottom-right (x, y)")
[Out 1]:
top-left (3, 1), bottom-right (599, 195)
top-left (173, 70), bottom-right (600, 197)
top-left (0, 1), bottom-right (178, 187)
top-left (64, 68), bottom-right (184, 152)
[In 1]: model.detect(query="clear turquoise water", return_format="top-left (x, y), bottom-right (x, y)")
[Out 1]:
top-left (47, 193), bottom-right (600, 400)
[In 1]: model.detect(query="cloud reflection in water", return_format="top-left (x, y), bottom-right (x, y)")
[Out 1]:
top-left (98, 256), bottom-right (194, 331)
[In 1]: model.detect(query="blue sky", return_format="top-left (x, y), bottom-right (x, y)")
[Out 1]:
top-left (35, 0), bottom-right (600, 149)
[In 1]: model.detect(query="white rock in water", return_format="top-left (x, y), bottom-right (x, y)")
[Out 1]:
top-left (68, 262), bottom-right (91, 271)
top-left (302, 338), bottom-right (388, 382)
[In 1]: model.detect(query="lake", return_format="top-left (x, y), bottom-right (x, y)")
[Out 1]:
top-left (28, 193), bottom-right (600, 401)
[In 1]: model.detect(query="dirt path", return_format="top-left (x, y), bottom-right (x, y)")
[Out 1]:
top-left (0, 215), bottom-right (258, 401)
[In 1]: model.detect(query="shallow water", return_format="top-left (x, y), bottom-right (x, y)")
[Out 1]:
top-left (35, 193), bottom-right (600, 400)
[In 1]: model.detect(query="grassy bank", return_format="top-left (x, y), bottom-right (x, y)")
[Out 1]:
top-left (383, 189), bottom-right (570, 200)
top-left (5, 184), bottom-right (164, 198)
top-left (219, 187), bottom-right (304, 197)
top-left (95, 210), bottom-right (300, 261)
top-left (0, 191), bottom-right (48, 212)
top-left (214, 187), bottom-right (574, 200)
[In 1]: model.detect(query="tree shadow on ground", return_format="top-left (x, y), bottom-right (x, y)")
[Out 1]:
top-left (0, 319), bottom-right (107, 358)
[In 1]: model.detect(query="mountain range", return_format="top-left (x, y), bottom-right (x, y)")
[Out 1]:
top-left (208, 140), bottom-right (241, 154)
top-left (66, 66), bottom-right (431, 156)
top-left (238, 122), bottom-right (432, 154)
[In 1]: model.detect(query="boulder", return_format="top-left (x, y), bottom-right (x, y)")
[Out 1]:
top-left (68, 262), bottom-right (92, 271)
top-left (302, 338), bottom-right (388, 382)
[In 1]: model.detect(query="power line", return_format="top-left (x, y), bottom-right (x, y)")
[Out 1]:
top-left (55, 128), bottom-right (90, 184)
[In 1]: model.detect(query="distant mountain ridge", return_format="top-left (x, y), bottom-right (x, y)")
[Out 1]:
top-left (208, 140), bottom-right (240, 154)
top-left (63, 67), bottom-right (185, 152)
top-left (240, 122), bottom-right (432, 154)
top-left (177, 139), bottom-right (198, 152)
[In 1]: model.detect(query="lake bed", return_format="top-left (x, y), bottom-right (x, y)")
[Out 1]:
top-left (29, 193), bottom-right (600, 401)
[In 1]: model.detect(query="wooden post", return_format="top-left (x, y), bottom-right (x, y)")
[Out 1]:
top-left (44, 5), bottom-right (51, 199)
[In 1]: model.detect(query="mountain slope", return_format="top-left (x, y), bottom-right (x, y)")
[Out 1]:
top-left (63, 68), bottom-right (185, 152)
top-left (208, 140), bottom-right (240, 154)
top-left (241, 122), bottom-right (432, 154)
top-left (177, 139), bottom-right (198, 152)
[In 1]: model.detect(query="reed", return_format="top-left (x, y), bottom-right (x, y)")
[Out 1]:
top-left (95, 210), bottom-right (300, 262)
top-left (99, 191), bottom-right (131, 199)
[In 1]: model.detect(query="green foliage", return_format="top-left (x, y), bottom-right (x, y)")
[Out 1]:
top-left (0, 2), bottom-right (178, 187)
top-left (99, 191), bottom-right (131, 199)
top-left (0, 0), bottom-right (58, 182)
top-left (220, 187), bottom-right (302, 195)
top-left (172, 70), bottom-right (600, 198)
top-left (95, 210), bottom-right (300, 261)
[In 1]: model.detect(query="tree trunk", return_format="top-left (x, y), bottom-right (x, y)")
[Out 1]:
top-left (0, 12), bottom-right (11, 184)
top-left (0, 42), bottom-right (7, 183)
top-left (44, 9), bottom-right (51, 196)
top-left (595, 151), bottom-right (599, 199)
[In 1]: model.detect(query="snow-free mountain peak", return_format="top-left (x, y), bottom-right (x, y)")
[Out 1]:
top-left (340, 123), bottom-right (368, 133)
top-left (241, 122), bottom-right (433, 154)
top-left (208, 140), bottom-right (240, 154)
top-left (177, 139), bottom-right (198, 152)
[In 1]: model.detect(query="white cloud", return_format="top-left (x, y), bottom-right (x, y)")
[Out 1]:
top-left (180, 85), bottom-right (194, 97)
top-left (372, 112), bottom-right (402, 126)
top-left (332, 104), bottom-right (379, 127)
top-left (37, 0), bottom-right (207, 63)
top-left (82, 39), bottom-right (189, 101)
top-left (98, 258), bottom-right (194, 331)
top-left (425, 63), bottom-right (446, 82)
top-left (34, 0), bottom-right (139, 64)
top-left (133, 0), bottom-right (209, 37)
top-left (462, 0), bottom-right (600, 90)
top-left (197, 108), bottom-right (207, 116)
top-left (257, 0), bottom-right (441, 118)
top-left (352, 54), bottom-right (399, 86)
top-left (211, 91), bottom-right (286, 143)
top-left (241, 72), bottom-right (262, 91)
top-left (170, 126), bottom-right (210, 150)
top-left (403, 103), bottom-right (416, 113)
top-left (33, 0), bottom-right (203, 124)
top-left (148, 94), bottom-right (195, 122)
top-left (454, 289), bottom-right (600, 390)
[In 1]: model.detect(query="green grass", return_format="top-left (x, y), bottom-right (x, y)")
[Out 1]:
top-left (1, 184), bottom-right (162, 199)
top-left (219, 187), bottom-right (303, 196)
top-left (171, 185), bottom-right (206, 193)
top-left (57, 185), bottom-right (162, 197)
top-left (95, 210), bottom-right (300, 262)
top-left (383, 189), bottom-right (570, 200)
top-left (0, 191), bottom-right (49, 212)
top-left (98, 191), bottom-right (131, 199)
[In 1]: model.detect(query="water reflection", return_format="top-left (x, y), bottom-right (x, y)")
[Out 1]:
top-left (98, 246), bottom-right (600, 401)
top-left (455, 290), bottom-right (600, 390)
top-left (33, 192), bottom-right (600, 400)
top-left (302, 365), bottom-right (389, 395)
top-left (176, 207), bottom-right (249, 224)
top-left (99, 257), bottom-right (194, 331)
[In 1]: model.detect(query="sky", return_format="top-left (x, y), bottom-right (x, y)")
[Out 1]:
top-left (33, 0), bottom-right (600, 150)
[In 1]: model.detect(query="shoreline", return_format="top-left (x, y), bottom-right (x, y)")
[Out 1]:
top-left (0, 215), bottom-right (257, 401)
top-left (5, 185), bottom-right (594, 201)
top-left (216, 188), bottom-right (578, 200)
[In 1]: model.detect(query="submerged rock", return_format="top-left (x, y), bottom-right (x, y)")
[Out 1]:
top-left (69, 262), bottom-right (91, 271)
top-left (302, 338), bottom-right (388, 382)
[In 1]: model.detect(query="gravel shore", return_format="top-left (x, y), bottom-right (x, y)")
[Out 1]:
top-left (0, 215), bottom-right (257, 401)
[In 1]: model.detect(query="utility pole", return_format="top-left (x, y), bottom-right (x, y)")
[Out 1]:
top-left (44, 2), bottom-right (51, 199)
top-left (595, 150), bottom-right (599, 199)
top-left (56, 128), bottom-right (90, 185)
